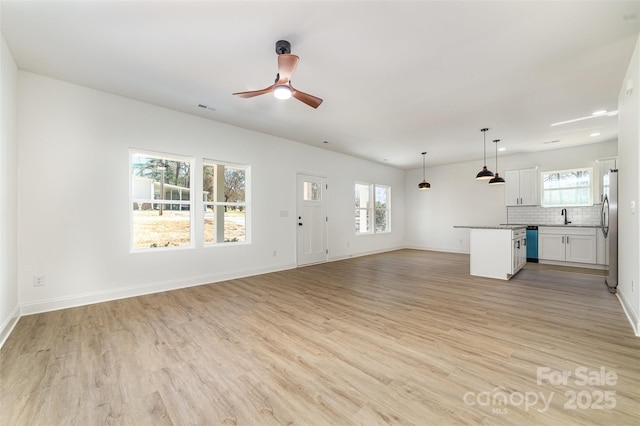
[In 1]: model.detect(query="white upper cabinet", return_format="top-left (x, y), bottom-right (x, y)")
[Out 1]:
top-left (505, 167), bottom-right (538, 206)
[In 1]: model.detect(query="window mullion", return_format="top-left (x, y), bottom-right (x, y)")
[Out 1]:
top-left (193, 156), bottom-right (204, 248)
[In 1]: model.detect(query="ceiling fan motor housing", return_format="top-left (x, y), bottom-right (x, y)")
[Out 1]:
top-left (275, 40), bottom-right (291, 55)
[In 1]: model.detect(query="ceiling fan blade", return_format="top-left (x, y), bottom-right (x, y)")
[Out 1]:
top-left (291, 86), bottom-right (323, 109)
top-left (232, 84), bottom-right (275, 98)
top-left (277, 54), bottom-right (299, 82)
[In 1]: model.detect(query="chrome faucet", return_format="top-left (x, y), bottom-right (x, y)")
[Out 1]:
top-left (561, 208), bottom-right (571, 225)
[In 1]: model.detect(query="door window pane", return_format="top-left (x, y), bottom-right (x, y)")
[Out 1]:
top-left (303, 182), bottom-right (322, 201)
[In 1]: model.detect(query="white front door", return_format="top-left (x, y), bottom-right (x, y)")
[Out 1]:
top-left (297, 174), bottom-right (328, 266)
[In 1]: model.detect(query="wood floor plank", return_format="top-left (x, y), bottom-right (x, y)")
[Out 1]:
top-left (1, 249), bottom-right (639, 425)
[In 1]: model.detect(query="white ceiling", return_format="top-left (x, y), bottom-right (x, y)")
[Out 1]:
top-left (2, 1), bottom-right (639, 169)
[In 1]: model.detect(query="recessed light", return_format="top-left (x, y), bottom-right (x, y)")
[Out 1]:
top-left (590, 132), bottom-right (601, 137)
top-left (498, 147), bottom-right (506, 152)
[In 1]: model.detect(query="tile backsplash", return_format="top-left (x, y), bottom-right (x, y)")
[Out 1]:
top-left (507, 204), bottom-right (602, 226)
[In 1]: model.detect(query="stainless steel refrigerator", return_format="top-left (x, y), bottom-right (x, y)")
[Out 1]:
top-left (601, 169), bottom-right (618, 293)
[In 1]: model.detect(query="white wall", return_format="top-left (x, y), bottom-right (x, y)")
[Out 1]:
top-left (17, 72), bottom-right (405, 314)
top-left (0, 35), bottom-right (20, 346)
top-left (405, 141), bottom-right (618, 253)
top-left (617, 35), bottom-right (640, 335)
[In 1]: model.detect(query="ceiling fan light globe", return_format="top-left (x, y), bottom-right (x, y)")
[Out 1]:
top-left (273, 85), bottom-right (292, 100)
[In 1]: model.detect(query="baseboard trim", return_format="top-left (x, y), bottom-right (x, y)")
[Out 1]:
top-left (616, 291), bottom-right (640, 337)
top-left (329, 246), bottom-right (405, 262)
top-left (538, 260), bottom-right (607, 270)
top-left (19, 263), bottom-right (297, 317)
top-left (0, 305), bottom-right (21, 349)
top-left (404, 244), bottom-right (469, 254)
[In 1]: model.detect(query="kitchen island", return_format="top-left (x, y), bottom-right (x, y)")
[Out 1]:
top-left (455, 225), bottom-right (527, 280)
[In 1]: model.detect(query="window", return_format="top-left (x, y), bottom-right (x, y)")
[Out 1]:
top-left (355, 183), bottom-right (371, 233)
top-left (131, 151), bottom-right (193, 249)
top-left (355, 183), bottom-right (391, 234)
top-left (203, 161), bottom-right (248, 244)
top-left (374, 185), bottom-right (391, 232)
top-left (541, 168), bottom-right (592, 207)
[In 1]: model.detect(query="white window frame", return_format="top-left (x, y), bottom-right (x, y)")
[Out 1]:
top-left (130, 149), bottom-right (194, 251)
top-left (203, 159), bottom-right (250, 245)
top-left (540, 167), bottom-right (593, 207)
top-left (355, 182), bottom-right (391, 235)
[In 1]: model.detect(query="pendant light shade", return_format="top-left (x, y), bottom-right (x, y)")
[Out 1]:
top-left (418, 152), bottom-right (431, 190)
top-left (476, 128), bottom-right (494, 180)
top-left (489, 139), bottom-right (506, 185)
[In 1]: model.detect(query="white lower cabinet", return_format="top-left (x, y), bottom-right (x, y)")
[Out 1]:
top-left (538, 227), bottom-right (597, 264)
top-left (512, 228), bottom-right (527, 274)
top-left (469, 227), bottom-right (526, 280)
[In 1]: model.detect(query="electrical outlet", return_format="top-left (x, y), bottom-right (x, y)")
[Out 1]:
top-left (272, 250), bottom-right (277, 257)
top-left (33, 275), bottom-right (45, 287)
top-left (632, 280), bottom-right (635, 292)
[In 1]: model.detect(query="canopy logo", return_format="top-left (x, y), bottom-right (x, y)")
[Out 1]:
top-left (463, 387), bottom-right (554, 414)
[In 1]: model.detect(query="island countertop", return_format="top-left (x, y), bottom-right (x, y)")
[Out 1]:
top-left (500, 223), bottom-right (601, 228)
top-left (454, 225), bottom-right (526, 230)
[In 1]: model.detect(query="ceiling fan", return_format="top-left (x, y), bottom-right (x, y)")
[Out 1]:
top-left (233, 40), bottom-right (323, 109)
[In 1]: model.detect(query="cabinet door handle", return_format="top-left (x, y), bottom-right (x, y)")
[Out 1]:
top-left (562, 236), bottom-right (564, 244)
top-left (566, 236), bottom-right (569, 244)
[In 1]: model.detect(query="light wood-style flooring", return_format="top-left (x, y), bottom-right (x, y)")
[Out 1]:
top-left (1, 249), bottom-right (639, 425)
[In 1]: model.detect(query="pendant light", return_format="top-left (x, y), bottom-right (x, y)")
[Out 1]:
top-left (418, 152), bottom-right (431, 190)
top-left (476, 128), bottom-right (494, 180)
top-left (489, 139), bottom-right (506, 185)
